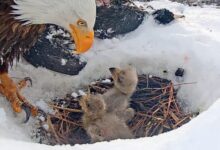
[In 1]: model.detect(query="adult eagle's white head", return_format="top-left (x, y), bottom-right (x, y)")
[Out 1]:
top-left (12, 0), bottom-right (96, 54)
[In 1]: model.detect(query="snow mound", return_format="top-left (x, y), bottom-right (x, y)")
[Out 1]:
top-left (0, 0), bottom-right (220, 149)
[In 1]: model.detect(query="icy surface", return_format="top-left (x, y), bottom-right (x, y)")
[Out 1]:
top-left (0, 0), bottom-right (220, 149)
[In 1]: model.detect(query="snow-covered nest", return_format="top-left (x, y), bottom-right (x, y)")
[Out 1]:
top-left (34, 75), bottom-right (193, 145)
top-left (0, 0), bottom-right (220, 149)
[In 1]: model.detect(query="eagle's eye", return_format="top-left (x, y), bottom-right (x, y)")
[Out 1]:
top-left (77, 19), bottom-right (87, 27)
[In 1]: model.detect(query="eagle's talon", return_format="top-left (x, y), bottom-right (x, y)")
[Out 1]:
top-left (21, 103), bottom-right (31, 123)
top-left (20, 103), bottom-right (39, 123)
top-left (24, 77), bottom-right (32, 87)
top-left (17, 77), bottom-right (32, 90)
top-left (37, 109), bottom-right (48, 122)
top-left (0, 73), bottom-right (38, 123)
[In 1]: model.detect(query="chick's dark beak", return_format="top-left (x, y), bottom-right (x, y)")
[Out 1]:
top-left (109, 68), bottom-right (116, 74)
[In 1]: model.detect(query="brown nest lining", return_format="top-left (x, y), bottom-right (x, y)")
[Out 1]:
top-left (34, 75), bottom-right (194, 145)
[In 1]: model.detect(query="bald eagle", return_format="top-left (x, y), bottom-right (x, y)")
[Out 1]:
top-left (0, 0), bottom-right (96, 122)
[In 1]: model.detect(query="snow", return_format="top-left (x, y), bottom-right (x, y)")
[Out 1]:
top-left (61, 59), bottom-right (67, 66)
top-left (0, 0), bottom-right (220, 149)
top-left (78, 90), bottom-right (86, 96)
top-left (0, 108), bottom-right (31, 142)
top-left (149, 74), bottom-right (153, 78)
top-left (101, 79), bottom-right (111, 83)
top-left (1, 99), bottom-right (220, 150)
top-left (71, 92), bottom-right (79, 98)
top-left (0, 108), bottom-right (6, 123)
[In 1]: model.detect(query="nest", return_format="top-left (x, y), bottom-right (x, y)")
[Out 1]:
top-left (34, 75), bottom-right (194, 145)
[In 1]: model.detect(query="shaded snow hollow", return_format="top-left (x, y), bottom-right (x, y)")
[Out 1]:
top-left (0, 0), bottom-right (220, 149)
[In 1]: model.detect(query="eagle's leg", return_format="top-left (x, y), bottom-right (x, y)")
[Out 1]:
top-left (16, 90), bottom-right (38, 116)
top-left (0, 72), bottom-right (38, 122)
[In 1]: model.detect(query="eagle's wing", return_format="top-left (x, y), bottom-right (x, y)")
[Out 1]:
top-left (0, 0), bottom-right (46, 66)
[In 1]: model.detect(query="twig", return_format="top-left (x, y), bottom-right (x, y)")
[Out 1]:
top-left (47, 115), bottom-right (61, 144)
top-left (48, 103), bottom-right (82, 113)
top-left (50, 114), bottom-right (81, 126)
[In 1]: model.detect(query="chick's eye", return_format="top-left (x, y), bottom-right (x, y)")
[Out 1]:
top-left (121, 71), bottom-right (126, 75)
top-left (77, 20), bottom-right (87, 27)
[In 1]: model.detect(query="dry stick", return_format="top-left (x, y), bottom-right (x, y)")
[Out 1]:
top-left (57, 124), bottom-right (71, 144)
top-left (169, 111), bottom-right (180, 124)
top-left (54, 111), bottom-right (64, 134)
top-left (59, 119), bottom-right (64, 134)
top-left (137, 112), bottom-right (164, 121)
top-left (135, 78), bottom-right (193, 136)
top-left (162, 86), bottom-right (168, 95)
top-left (48, 103), bottom-right (82, 113)
top-left (60, 112), bottom-right (82, 125)
top-left (56, 133), bottom-right (66, 144)
top-left (139, 82), bottom-right (197, 91)
top-left (173, 116), bottom-right (191, 128)
top-left (172, 99), bottom-right (180, 114)
top-left (152, 107), bottom-right (161, 115)
top-left (57, 125), bottom-right (70, 144)
top-left (147, 85), bottom-right (173, 131)
top-left (174, 82), bottom-right (197, 86)
top-left (132, 118), bottom-right (146, 131)
top-left (52, 110), bottom-right (70, 135)
top-left (65, 123), bottom-right (72, 135)
top-left (47, 115), bottom-right (61, 144)
top-left (50, 114), bottom-right (81, 126)
top-left (139, 92), bottom-right (168, 103)
top-left (165, 83), bottom-right (174, 118)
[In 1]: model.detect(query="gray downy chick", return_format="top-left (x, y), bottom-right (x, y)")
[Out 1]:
top-left (103, 66), bottom-right (138, 121)
top-left (80, 94), bottom-right (133, 143)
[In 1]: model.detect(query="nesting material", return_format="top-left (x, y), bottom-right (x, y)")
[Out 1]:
top-left (34, 75), bottom-right (194, 145)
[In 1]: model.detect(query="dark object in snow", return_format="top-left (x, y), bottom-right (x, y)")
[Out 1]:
top-left (23, 25), bottom-right (87, 76)
top-left (23, 5), bottom-right (145, 75)
top-left (95, 5), bottom-right (145, 39)
top-left (34, 75), bottom-right (194, 145)
top-left (175, 68), bottom-right (185, 77)
top-left (163, 70), bottom-right (168, 74)
top-left (152, 9), bottom-right (175, 24)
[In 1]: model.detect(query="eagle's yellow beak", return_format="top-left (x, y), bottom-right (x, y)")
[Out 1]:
top-left (70, 24), bottom-right (94, 54)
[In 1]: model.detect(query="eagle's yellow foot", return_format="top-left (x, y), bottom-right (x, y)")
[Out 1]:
top-left (0, 72), bottom-right (37, 123)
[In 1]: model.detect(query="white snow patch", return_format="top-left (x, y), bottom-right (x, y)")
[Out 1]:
top-left (0, 0), bottom-right (220, 149)
top-left (61, 59), bottom-right (67, 66)
top-left (36, 100), bottom-right (52, 114)
top-left (71, 92), bottom-right (79, 98)
top-left (101, 79), bottom-right (111, 83)
top-left (42, 124), bottom-right (49, 131)
top-left (78, 90), bottom-right (86, 96)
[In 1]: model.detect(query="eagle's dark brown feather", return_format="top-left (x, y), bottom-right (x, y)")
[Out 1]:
top-left (0, 0), bottom-right (46, 71)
